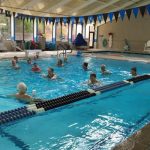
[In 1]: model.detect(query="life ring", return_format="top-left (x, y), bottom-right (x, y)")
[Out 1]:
top-left (102, 39), bottom-right (108, 47)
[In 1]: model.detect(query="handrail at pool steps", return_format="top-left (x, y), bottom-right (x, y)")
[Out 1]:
top-left (0, 74), bottom-right (150, 125)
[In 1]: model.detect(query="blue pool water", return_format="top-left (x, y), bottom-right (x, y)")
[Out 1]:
top-left (0, 56), bottom-right (150, 150)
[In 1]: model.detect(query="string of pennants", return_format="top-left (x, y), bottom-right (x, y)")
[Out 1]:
top-left (0, 4), bottom-right (150, 24)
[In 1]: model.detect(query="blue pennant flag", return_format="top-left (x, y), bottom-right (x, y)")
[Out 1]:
top-left (147, 4), bottom-right (150, 15)
top-left (133, 7), bottom-right (139, 18)
top-left (108, 12), bottom-right (113, 23)
top-left (79, 16), bottom-right (84, 24)
top-left (119, 10), bottom-right (125, 21)
top-left (63, 17), bottom-right (67, 25)
top-left (97, 14), bottom-right (102, 23)
top-left (48, 17), bottom-right (52, 23)
top-left (42, 17), bottom-right (45, 22)
top-left (88, 16), bottom-right (94, 23)
top-left (70, 17), bottom-right (75, 24)
top-left (55, 17), bottom-right (60, 23)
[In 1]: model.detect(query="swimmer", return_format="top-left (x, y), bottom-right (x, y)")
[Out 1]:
top-left (82, 62), bottom-right (88, 71)
top-left (32, 63), bottom-right (41, 72)
top-left (27, 58), bottom-right (32, 64)
top-left (46, 67), bottom-right (57, 79)
top-left (88, 73), bottom-right (102, 87)
top-left (13, 82), bottom-right (32, 103)
top-left (57, 59), bottom-right (64, 67)
top-left (10, 82), bottom-right (42, 104)
top-left (131, 67), bottom-right (137, 77)
top-left (100, 64), bottom-right (111, 75)
top-left (12, 56), bottom-right (20, 69)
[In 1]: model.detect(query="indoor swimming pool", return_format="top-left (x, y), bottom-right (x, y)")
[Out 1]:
top-left (0, 56), bottom-right (150, 150)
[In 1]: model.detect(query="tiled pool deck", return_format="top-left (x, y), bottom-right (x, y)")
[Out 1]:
top-left (113, 123), bottom-right (150, 150)
top-left (0, 50), bottom-right (150, 149)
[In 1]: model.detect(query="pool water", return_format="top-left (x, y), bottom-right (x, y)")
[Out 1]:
top-left (0, 56), bottom-right (150, 150)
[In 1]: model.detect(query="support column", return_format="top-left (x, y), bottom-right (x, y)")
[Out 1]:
top-left (82, 22), bottom-right (86, 39)
top-left (33, 18), bottom-right (37, 42)
top-left (68, 23), bottom-right (72, 43)
top-left (52, 22), bottom-right (56, 44)
top-left (94, 23), bottom-right (98, 48)
top-left (11, 13), bottom-right (15, 40)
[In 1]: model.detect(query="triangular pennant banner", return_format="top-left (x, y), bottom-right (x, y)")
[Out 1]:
top-left (126, 9), bottom-right (132, 20)
top-left (146, 4), bottom-right (150, 15)
top-left (139, 5), bottom-right (146, 17)
top-left (79, 16), bottom-right (84, 24)
top-left (108, 12), bottom-right (113, 23)
top-left (114, 11), bottom-right (119, 22)
top-left (70, 17), bottom-right (75, 24)
top-left (97, 14), bottom-right (102, 23)
top-left (119, 10), bottom-right (125, 21)
top-left (103, 13), bottom-right (108, 23)
top-left (88, 16), bottom-right (94, 24)
top-left (63, 17), bottom-right (67, 25)
top-left (133, 7), bottom-right (139, 18)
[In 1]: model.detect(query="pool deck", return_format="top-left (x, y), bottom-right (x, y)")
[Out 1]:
top-left (113, 123), bottom-right (150, 150)
top-left (0, 50), bottom-right (150, 63)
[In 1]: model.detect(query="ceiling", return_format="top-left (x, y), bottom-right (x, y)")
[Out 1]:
top-left (0, 0), bottom-right (149, 17)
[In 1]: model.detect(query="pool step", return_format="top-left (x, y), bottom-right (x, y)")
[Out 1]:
top-left (0, 74), bottom-right (150, 125)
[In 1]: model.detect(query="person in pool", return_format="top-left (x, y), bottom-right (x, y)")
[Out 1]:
top-left (27, 58), bottom-right (32, 64)
top-left (32, 63), bottom-right (41, 72)
top-left (13, 82), bottom-right (33, 103)
top-left (131, 67), bottom-right (137, 77)
top-left (10, 82), bottom-right (42, 104)
top-left (100, 64), bottom-right (111, 75)
top-left (57, 59), bottom-right (64, 67)
top-left (46, 67), bottom-right (57, 79)
top-left (88, 73), bottom-right (102, 87)
top-left (82, 62), bottom-right (88, 71)
top-left (12, 56), bottom-right (20, 69)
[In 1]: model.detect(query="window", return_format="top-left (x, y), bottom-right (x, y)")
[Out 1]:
top-left (15, 18), bottom-right (23, 40)
top-left (77, 24), bottom-right (82, 34)
top-left (0, 14), bottom-right (10, 40)
top-left (72, 24), bottom-right (76, 42)
top-left (24, 19), bottom-right (33, 41)
top-left (38, 21), bottom-right (45, 34)
top-left (62, 23), bottom-right (68, 42)
top-left (45, 22), bottom-right (52, 42)
top-left (56, 22), bottom-right (61, 41)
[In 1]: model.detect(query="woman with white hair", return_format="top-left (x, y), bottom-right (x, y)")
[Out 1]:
top-left (15, 82), bottom-right (33, 103)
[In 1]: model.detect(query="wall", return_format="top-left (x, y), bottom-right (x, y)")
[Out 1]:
top-left (97, 13), bottom-right (150, 52)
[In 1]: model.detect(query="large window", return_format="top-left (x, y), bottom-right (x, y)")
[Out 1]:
top-left (77, 24), bottom-right (82, 34)
top-left (62, 23), bottom-right (68, 42)
top-left (0, 14), bottom-right (10, 40)
top-left (15, 19), bottom-right (23, 40)
top-left (72, 24), bottom-right (76, 42)
top-left (38, 21), bottom-right (45, 34)
top-left (45, 22), bottom-right (52, 42)
top-left (56, 23), bottom-right (61, 41)
top-left (24, 19), bottom-right (33, 41)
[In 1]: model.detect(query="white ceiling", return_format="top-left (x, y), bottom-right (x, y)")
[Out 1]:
top-left (0, 0), bottom-right (149, 17)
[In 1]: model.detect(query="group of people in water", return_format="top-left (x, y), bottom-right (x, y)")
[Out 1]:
top-left (11, 54), bottom-right (138, 104)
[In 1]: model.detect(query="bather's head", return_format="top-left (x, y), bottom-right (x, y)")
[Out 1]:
top-left (17, 82), bottom-right (27, 94)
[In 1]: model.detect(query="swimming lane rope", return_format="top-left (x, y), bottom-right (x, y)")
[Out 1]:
top-left (0, 74), bottom-right (150, 125)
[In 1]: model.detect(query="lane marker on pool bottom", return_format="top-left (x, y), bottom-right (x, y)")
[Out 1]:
top-left (0, 74), bottom-right (150, 125)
